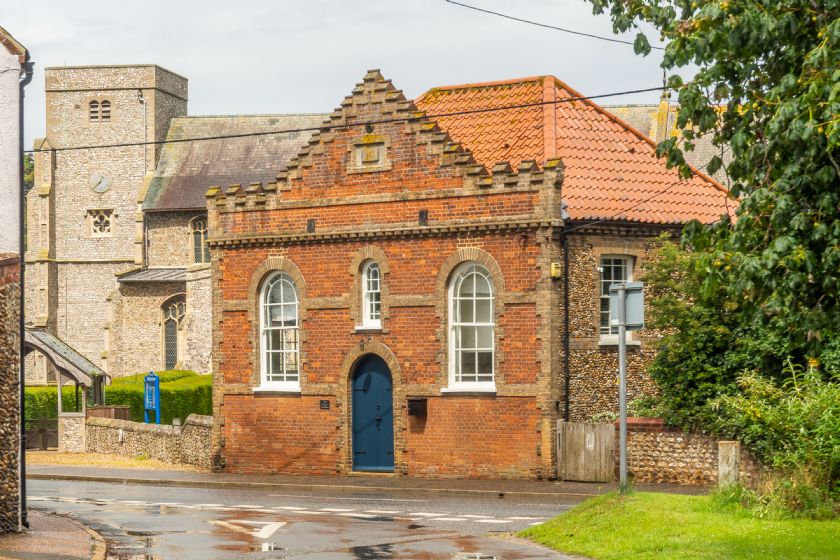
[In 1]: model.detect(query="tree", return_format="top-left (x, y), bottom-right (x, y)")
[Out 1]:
top-left (589, 0), bottom-right (840, 361)
top-left (23, 153), bottom-right (33, 192)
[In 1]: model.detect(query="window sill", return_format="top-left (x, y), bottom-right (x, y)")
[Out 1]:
top-left (598, 339), bottom-right (641, 348)
top-left (441, 383), bottom-right (497, 395)
top-left (355, 325), bottom-right (383, 334)
top-left (253, 385), bottom-right (301, 395)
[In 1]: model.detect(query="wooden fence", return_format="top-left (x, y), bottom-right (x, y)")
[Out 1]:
top-left (557, 421), bottom-right (615, 482)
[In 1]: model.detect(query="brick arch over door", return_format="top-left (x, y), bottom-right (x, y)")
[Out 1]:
top-left (434, 247), bottom-right (507, 386)
top-left (336, 340), bottom-right (406, 474)
top-left (245, 256), bottom-right (308, 388)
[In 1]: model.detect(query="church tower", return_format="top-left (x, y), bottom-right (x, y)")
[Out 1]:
top-left (25, 65), bottom-right (187, 381)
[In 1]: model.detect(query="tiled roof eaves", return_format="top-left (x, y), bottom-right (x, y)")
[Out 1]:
top-left (549, 76), bottom-right (730, 197)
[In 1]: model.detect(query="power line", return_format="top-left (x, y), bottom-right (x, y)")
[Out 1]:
top-left (445, 0), bottom-right (665, 51)
top-left (24, 85), bottom-right (667, 154)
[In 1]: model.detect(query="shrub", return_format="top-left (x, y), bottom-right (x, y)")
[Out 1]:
top-left (25, 370), bottom-right (212, 425)
top-left (711, 364), bottom-right (839, 518)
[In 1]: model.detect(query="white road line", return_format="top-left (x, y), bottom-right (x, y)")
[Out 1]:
top-left (267, 494), bottom-right (428, 503)
top-left (430, 517), bottom-right (469, 522)
top-left (273, 506), bottom-right (305, 511)
top-left (121, 500), bottom-right (148, 505)
top-left (408, 513), bottom-right (441, 517)
top-left (294, 511), bottom-right (323, 515)
top-left (320, 508), bottom-right (357, 512)
top-left (156, 502), bottom-right (182, 506)
top-left (365, 510), bottom-right (402, 514)
top-left (232, 504), bottom-right (263, 509)
top-left (474, 519), bottom-right (513, 524)
top-left (195, 504), bottom-right (224, 508)
top-left (338, 513), bottom-right (377, 519)
top-left (461, 514), bottom-right (493, 519)
top-left (506, 516), bottom-right (545, 520)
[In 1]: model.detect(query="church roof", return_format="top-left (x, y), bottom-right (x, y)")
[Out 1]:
top-left (143, 114), bottom-right (327, 212)
top-left (415, 76), bottom-right (732, 225)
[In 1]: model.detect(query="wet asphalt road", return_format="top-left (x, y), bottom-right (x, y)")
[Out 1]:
top-left (28, 479), bottom-right (579, 559)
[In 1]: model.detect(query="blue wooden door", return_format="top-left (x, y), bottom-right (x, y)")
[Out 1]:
top-left (352, 355), bottom-right (394, 471)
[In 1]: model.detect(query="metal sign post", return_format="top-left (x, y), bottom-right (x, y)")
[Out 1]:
top-left (144, 371), bottom-right (160, 424)
top-left (609, 281), bottom-right (644, 494)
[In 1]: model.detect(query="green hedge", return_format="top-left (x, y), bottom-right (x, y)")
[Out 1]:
top-left (25, 370), bottom-right (212, 425)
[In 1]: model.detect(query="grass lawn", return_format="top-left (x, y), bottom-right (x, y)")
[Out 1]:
top-left (519, 492), bottom-right (839, 560)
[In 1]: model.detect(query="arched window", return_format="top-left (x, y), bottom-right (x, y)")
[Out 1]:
top-left (191, 218), bottom-right (210, 264)
top-left (100, 100), bottom-right (111, 122)
top-left (260, 272), bottom-right (300, 388)
top-left (89, 100), bottom-right (100, 122)
top-left (361, 260), bottom-right (381, 328)
top-left (448, 262), bottom-right (494, 388)
top-left (162, 295), bottom-right (186, 370)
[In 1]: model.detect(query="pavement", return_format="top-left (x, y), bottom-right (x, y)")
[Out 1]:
top-left (0, 510), bottom-right (105, 560)
top-left (26, 464), bottom-right (705, 501)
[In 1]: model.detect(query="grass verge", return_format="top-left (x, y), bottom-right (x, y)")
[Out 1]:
top-left (519, 491), bottom-right (839, 560)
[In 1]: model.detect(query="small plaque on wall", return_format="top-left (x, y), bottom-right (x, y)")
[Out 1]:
top-left (320, 400), bottom-right (330, 410)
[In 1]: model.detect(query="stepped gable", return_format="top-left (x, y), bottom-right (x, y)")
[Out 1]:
top-left (145, 114), bottom-right (326, 212)
top-left (206, 70), bottom-right (564, 211)
top-left (416, 76), bottom-right (732, 225)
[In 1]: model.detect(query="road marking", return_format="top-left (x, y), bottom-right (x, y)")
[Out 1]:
top-left (506, 516), bottom-right (545, 520)
top-left (320, 507), bottom-right (356, 512)
top-left (122, 500), bottom-right (148, 505)
top-left (461, 514), bottom-right (492, 519)
top-left (474, 519), bottom-right (513, 524)
top-left (338, 513), bottom-right (377, 519)
top-left (209, 520), bottom-right (286, 539)
top-left (431, 517), bottom-right (468, 522)
top-left (232, 504), bottom-right (263, 509)
top-left (156, 502), bottom-right (182, 506)
top-left (196, 503), bottom-right (224, 508)
top-left (274, 506), bottom-right (305, 511)
top-left (365, 509), bottom-right (402, 514)
top-left (267, 493), bottom-right (428, 503)
top-left (409, 512), bottom-right (440, 517)
top-left (294, 511), bottom-right (323, 515)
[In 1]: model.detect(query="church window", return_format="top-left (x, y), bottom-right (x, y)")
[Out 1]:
top-left (100, 100), bottom-right (111, 122)
top-left (191, 217), bottom-right (210, 264)
top-left (88, 209), bottom-right (113, 237)
top-left (162, 295), bottom-right (186, 370)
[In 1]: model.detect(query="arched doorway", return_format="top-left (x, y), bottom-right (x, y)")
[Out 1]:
top-left (351, 354), bottom-right (394, 472)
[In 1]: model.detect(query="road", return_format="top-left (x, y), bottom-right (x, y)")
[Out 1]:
top-left (28, 479), bottom-right (580, 559)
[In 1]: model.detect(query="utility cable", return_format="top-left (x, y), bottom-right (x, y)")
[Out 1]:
top-left (24, 85), bottom-right (667, 154)
top-left (444, 0), bottom-right (665, 51)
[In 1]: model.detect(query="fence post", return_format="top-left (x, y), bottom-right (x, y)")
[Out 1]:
top-left (718, 440), bottom-right (740, 487)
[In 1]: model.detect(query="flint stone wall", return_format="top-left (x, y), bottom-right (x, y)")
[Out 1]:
top-left (57, 414), bottom-right (86, 452)
top-left (85, 413), bottom-right (212, 469)
top-left (0, 255), bottom-right (21, 533)
top-left (622, 418), bottom-right (760, 486)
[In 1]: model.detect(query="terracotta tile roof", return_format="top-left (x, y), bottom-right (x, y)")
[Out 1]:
top-left (415, 76), bottom-right (732, 225)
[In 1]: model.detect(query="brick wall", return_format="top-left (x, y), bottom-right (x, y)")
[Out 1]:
top-left (0, 255), bottom-right (21, 532)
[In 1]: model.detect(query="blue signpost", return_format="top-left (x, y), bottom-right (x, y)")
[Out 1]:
top-left (144, 371), bottom-right (161, 424)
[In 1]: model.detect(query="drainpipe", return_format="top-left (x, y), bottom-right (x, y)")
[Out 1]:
top-left (19, 58), bottom-right (34, 530)
top-left (562, 227), bottom-right (571, 422)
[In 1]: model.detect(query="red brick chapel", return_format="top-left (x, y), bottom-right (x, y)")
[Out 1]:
top-left (207, 71), bottom-right (729, 478)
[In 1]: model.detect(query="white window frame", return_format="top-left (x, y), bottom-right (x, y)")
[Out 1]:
top-left (599, 255), bottom-right (634, 343)
top-left (361, 260), bottom-right (382, 329)
top-left (443, 262), bottom-right (496, 393)
top-left (257, 272), bottom-right (301, 392)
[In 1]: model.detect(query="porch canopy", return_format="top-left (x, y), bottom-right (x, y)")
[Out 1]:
top-left (24, 328), bottom-right (109, 411)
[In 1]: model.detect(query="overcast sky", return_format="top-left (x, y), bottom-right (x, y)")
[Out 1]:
top-left (7, 0), bottom-right (671, 148)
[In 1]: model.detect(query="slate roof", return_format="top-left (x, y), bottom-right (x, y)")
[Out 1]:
top-left (415, 76), bottom-right (732, 225)
top-left (143, 114), bottom-right (327, 212)
top-left (25, 328), bottom-right (106, 385)
top-left (117, 268), bottom-right (186, 283)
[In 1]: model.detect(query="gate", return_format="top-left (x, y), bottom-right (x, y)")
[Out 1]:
top-left (557, 421), bottom-right (615, 482)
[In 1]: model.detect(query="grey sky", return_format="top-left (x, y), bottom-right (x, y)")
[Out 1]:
top-left (8, 0), bottom-right (671, 149)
